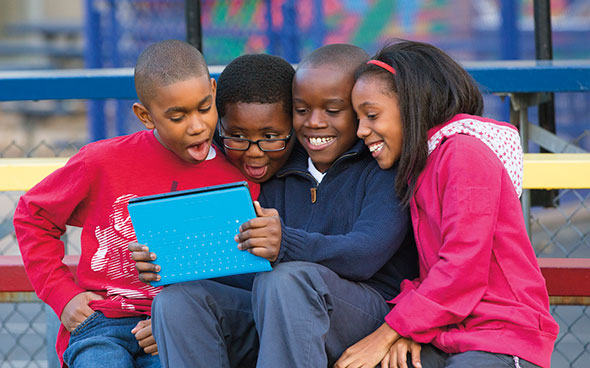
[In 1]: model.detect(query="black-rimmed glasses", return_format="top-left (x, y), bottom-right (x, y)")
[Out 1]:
top-left (219, 129), bottom-right (292, 152)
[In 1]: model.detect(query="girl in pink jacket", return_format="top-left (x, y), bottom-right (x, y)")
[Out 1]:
top-left (335, 40), bottom-right (559, 368)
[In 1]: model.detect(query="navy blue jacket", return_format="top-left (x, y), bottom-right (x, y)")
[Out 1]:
top-left (259, 140), bottom-right (418, 300)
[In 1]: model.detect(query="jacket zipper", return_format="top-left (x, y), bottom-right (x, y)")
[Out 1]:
top-left (277, 151), bottom-right (357, 204)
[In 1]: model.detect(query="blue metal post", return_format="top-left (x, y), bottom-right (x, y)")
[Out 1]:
top-left (265, 0), bottom-right (278, 55)
top-left (499, 0), bottom-right (519, 123)
top-left (106, 0), bottom-right (128, 137)
top-left (500, 0), bottom-right (519, 60)
top-left (84, 0), bottom-right (106, 142)
top-left (281, 0), bottom-right (299, 63)
top-left (311, 0), bottom-right (326, 54)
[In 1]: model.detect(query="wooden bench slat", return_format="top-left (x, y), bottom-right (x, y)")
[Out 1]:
top-left (1, 256), bottom-right (589, 305)
top-left (538, 258), bottom-right (590, 299)
top-left (0, 157), bottom-right (68, 191)
top-left (3, 153), bottom-right (590, 192)
top-left (0, 255), bottom-right (78, 293)
top-left (523, 153), bottom-right (590, 189)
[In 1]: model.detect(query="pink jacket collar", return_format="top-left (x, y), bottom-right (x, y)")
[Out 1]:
top-left (427, 114), bottom-right (523, 197)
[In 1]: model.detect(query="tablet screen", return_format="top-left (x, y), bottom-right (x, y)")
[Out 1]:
top-left (128, 181), bottom-right (271, 286)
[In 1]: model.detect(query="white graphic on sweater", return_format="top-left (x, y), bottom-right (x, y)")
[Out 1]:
top-left (91, 194), bottom-right (160, 302)
top-left (427, 118), bottom-right (523, 198)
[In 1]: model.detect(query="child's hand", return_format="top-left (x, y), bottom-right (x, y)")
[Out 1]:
top-left (235, 201), bottom-right (282, 262)
top-left (128, 242), bottom-right (161, 283)
top-left (380, 337), bottom-right (422, 368)
top-left (334, 322), bottom-right (400, 368)
top-left (131, 319), bottom-right (158, 355)
top-left (60, 291), bottom-right (104, 332)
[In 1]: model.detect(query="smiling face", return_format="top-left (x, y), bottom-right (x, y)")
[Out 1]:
top-left (352, 75), bottom-right (403, 170)
top-left (133, 75), bottom-right (218, 164)
top-left (292, 66), bottom-right (358, 173)
top-left (220, 102), bottom-right (294, 183)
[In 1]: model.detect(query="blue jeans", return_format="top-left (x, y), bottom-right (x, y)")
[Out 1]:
top-left (63, 311), bottom-right (161, 368)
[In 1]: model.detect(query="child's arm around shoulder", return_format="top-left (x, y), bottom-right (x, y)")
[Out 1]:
top-left (13, 148), bottom-right (94, 320)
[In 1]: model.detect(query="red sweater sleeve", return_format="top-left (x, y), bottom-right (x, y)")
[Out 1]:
top-left (13, 149), bottom-right (91, 318)
top-left (385, 137), bottom-right (502, 342)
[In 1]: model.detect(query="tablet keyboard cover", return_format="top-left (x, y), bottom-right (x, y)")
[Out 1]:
top-left (128, 185), bottom-right (272, 286)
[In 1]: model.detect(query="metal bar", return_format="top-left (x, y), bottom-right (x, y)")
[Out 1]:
top-left (312, 0), bottom-right (326, 50)
top-left (528, 124), bottom-right (588, 154)
top-left (533, 0), bottom-right (557, 207)
top-left (84, 0), bottom-right (106, 142)
top-left (185, 0), bottom-right (203, 52)
top-left (281, 0), bottom-right (299, 63)
top-left (265, 0), bottom-right (277, 55)
top-left (1, 61), bottom-right (589, 102)
top-left (500, 0), bottom-right (519, 60)
top-left (108, 0), bottom-right (127, 138)
top-left (534, 0), bottom-right (553, 61)
top-left (520, 107), bottom-right (531, 236)
top-left (463, 60), bottom-right (590, 93)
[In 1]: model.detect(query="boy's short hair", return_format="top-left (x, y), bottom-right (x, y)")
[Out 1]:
top-left (298, 43), bottom-right (369, 74)
top-left (134, 39), bottom-right (209, 106)
top-left (216, 54), bottom-right (295, 117)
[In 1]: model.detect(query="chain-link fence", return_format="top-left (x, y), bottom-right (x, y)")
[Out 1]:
top-left (1, 132), bottom-right (589, 367)
top-left (1, 0), bottom-right (589, 366)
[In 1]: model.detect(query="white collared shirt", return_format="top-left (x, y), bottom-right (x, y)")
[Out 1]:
top-left (307, 157), bottom-right (326, 184)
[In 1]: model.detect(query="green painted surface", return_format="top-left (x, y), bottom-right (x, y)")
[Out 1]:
top-left (352, 0), bottom-right (395, 47)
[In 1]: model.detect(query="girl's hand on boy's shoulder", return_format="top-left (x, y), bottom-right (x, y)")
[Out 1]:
top-left (235, 201), bottom-right (282, 262)
top-left (128, 242), bottom-right (161, 283)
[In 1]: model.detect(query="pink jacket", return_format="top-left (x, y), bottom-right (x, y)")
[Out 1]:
top-left (384, 114), bottom-right (558, 368)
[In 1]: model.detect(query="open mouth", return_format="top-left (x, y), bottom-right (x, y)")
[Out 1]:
top-left (306, 136), bottom-right (335, 150)
top-left (187, 141), bottom-right (210, 162)
top-left (244, 164), bottom-right (268, 179)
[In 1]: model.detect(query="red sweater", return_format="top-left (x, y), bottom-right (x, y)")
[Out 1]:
top-left (384, 115), bottom-right (558, 368)
top-left (13, 130), bottom-right (259, 363)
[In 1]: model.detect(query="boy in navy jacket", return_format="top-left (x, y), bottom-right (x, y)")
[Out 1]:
top-left (236, 44), bottom-right (417, 367)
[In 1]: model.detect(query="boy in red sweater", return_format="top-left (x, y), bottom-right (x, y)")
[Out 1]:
top-left (13, 39), bottom-right (259, 367)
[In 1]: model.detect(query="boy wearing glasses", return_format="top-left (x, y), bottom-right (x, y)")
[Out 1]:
top-left (131, 53), bottom-right (297, 366)
top-left (214, 54), bottom-right (297, 184)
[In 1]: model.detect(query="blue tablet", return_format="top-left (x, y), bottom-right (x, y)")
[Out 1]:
top-left (128, 181), bottom-right (272, 286)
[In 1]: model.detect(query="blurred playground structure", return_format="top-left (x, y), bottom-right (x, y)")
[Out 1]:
top-left (0, 1), bottom-right (589, 367)
top-left (0, 0), bottom-right (589, 143)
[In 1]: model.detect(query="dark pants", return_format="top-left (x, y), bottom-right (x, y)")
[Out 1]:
top-left (152, 278), bottom-right (258, 368)
top-left (413, 345), bottom-right (541, 368)
top-left (252, 261), bottom-right (391, 368)
top-left (152, 261), bottom-right (390, 368)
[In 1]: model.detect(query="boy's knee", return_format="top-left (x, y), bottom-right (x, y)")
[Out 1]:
top-left (253, 261), bottom-right (326, 295)
top-left (153, 281), bottom-right (210, 315)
